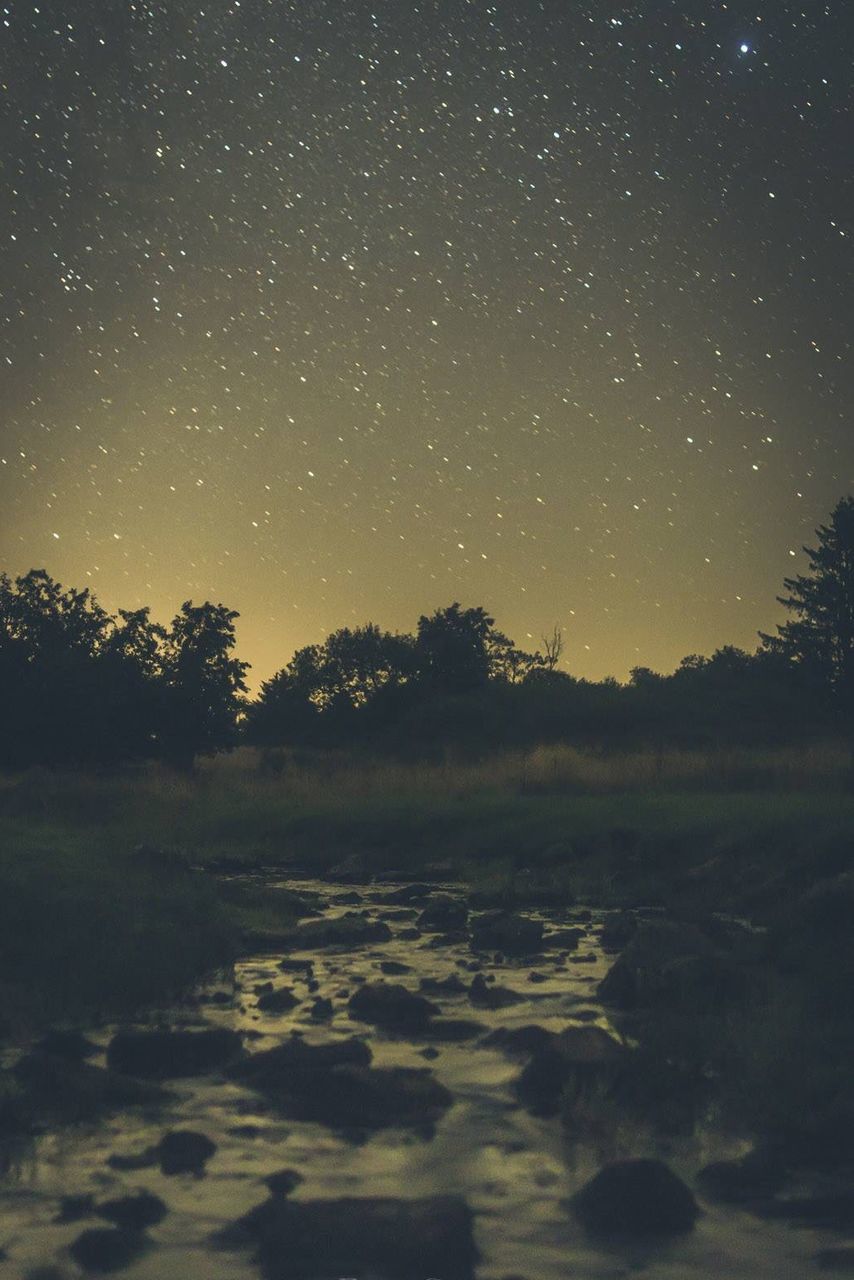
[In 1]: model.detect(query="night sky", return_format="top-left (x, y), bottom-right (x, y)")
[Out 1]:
top-left (2, 1), bottom-right (853, 686)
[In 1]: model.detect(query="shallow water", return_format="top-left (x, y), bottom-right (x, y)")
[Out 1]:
top-left (0, 878), bottom-right (847, 1277)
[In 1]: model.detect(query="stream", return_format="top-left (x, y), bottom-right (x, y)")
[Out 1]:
top-left (0, 875), bottom-right (846, 1278)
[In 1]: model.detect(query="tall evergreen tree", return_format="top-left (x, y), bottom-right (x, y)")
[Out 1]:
top-left (761, 496), bottom-right (854, 706)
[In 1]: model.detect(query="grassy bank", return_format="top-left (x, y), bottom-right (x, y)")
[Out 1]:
top-left (1, 742), bottom-right (853, 1034)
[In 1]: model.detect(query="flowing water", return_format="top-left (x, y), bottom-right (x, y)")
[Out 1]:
top-left (0, 877), bottom-right (845, 1278)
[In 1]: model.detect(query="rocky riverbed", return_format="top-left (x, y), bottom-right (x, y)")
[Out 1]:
top-left (0, 873), bottom-right (850, 1278)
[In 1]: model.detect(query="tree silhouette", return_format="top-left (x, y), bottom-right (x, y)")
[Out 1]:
top-left (761, 496), bottom-right (854, 707)
top-left (160, 601), bottom-right (249, 767)
top-left (414, 603), bottom-right (495, 692)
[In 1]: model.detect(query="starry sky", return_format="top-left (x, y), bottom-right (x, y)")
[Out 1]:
top-left (2, 1), bottom-right (853, 687)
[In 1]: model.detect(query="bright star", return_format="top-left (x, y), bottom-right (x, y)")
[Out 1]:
top-left (739, 43), bottom-right (750, 54)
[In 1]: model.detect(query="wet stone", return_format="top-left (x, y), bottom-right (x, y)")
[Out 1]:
top-left (543, 928), bottom-right (584, 951)
top-left (106, 1028), bottom-right (243, 1079)
top-left (572, 1159), bottom-right (699, 1236)
top-left (470, 910), bottom-right (544, 955)
top-left (157, 1129), bottom-right (217, 1175)
top-left (480, 1025), bottom-right (556, 1057)
top-left (348, 982), bottom-right (439, 1032)
top-left (417, 895), bottom-right (469, 931)
top-left (263, 1168), bottom-right (304, 1197)
top-left (257, 986), bottom-right (299, 1013)
top-left (278, 958), bottom-right (314, 974)
top-left (379, 959), bottom-right (412, 974)
top-left (69, 1228), bottom-right (148, 1274)
top-left (13, 1052), bottom-right (170, 1122)
top-left (96, 1191), bottom-right (168, 1231)
top-left (216, 1193), bottom-right (478, 1280)
top-left (468, 974), bottom-right (526, 1009)
top-left (55, 1194), bottom-right (96, 1223)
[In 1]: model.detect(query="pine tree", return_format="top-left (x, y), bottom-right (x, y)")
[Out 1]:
top-left (761, 497), bottom-right (854, 705)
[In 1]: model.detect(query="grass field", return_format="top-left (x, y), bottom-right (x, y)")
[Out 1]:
top-left (1, 741), bottom-right (853, 1033)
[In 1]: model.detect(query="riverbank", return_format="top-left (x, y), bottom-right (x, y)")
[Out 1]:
top-left (1, 744), bottom-right (854, 1035)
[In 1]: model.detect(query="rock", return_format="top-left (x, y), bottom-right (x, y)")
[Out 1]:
top-left (468, 974), bottom-right (525, 1009)
top-left (231, 1035), bottom-right (448, 1132)
top-left (264, 1168), bottom-right (304, 1197)
top-left (418, 896), bottom-right (469, 931)
top-left (228, 1034), bottom-right (371, 1090)
top-left (157, 1130), bottom-right (217, 1175)
top-left (598, 920), bottom-right (739, 1011)
top-left (381, 907), bottom-right (418, 921)
top-left (697, 1149), bottom-right (787, 1204)
top-left (69, 1228), bottom-right (148, 1273)
top-left (470, 910), bottom-right (543, 955)
top-left (281, 917), bottom-right (393, 949)
top-left (13, 1053), bottom-right (169, 1122)
top-left (528, 971), bottom-right (549, 983)
top-left (516, 1027), bottom-right (626, 1117)
top-left (419, 974), bottom-right (467, 995)
top-left (348, 982), bottom-right (438, 1032)
top-left (481, 1025), bottom-right (556, 1057)
top-left (379, 960), bottom-right (412, 975)
top-left (96, 1192), bottom-right (167, 1231)
top-left (257, 987), bottom-right (299, 1013)
top-left (572, 1159), bottom-right (699, 1236)
top-left (106, 1028), bottom-right (243, 1079)
top-left (215, 1194), bottom-right (478, 1279)
top-left (279, 958), bottom-right (314, 973)
top-left (397, 927), bottom-right (422, 940)
top-left (35, 1029), bottom-right (99, 1061)
top-left (55, 1194), bottom-right (96, 1223)
top-left (335, 891), bottom-right (363, 904)
top-left (600, 910), bottom-right (638, 953)
top-left (106, 1148), bottom-right (158, 1172)
top-left (309, 997), bottom-right (333, 1020)
top-left (543, 928), bottom-right (584, 951)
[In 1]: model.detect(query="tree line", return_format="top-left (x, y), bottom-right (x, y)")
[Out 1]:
top-left (3, 497), bottom-right (854, 769)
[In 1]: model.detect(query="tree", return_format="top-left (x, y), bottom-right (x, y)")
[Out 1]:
top-left (0, 569), bottom-right (112, 766)
top-left (414, 603), bottom-right (495, 692)
top-left (160, 601), bottom-right (249, 767)
top-left (761, 497), bottom-right (854, 707)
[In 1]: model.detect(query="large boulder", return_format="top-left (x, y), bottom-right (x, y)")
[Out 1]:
top-left (572, 1159), bottom-right (699, 1236)
top-left (216, 1194), bottom-right (478, 1280)
top-left (417, 896), bottom-right (469, 932)
top-left (515, 1026), bottom-right (625, 1117)
top-left (348, 982), bottom-right (438, 1032)
top-left (598, 920), bottom-right (740, 1011)
top-left (106, 1028), bottom-right (243, 1079)
top-left (95, 1191), bottom-right (167, 1231)
top-left (228, 1035), bottom-right (371, 1092)
top-left (470, 910), bottom-right (544, 955)
top-left (600, 910), bottom-right (638, 953)
top-left (69, 1227), bottom-right (148, 1272)
top-left (227, 1035), bottom-right (448, 1131)
top-left (12, 1052), bottom-right (169, 1123)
